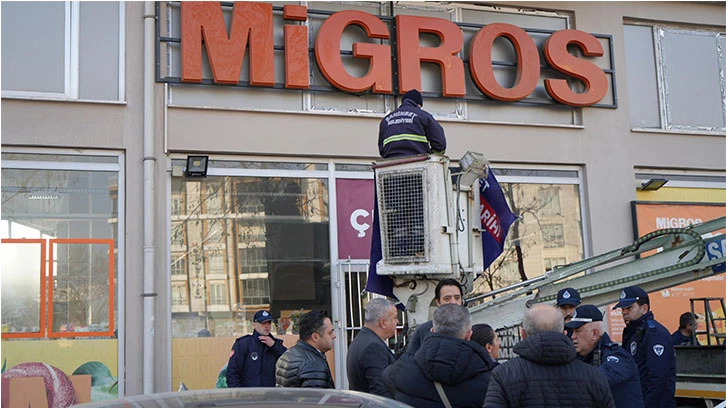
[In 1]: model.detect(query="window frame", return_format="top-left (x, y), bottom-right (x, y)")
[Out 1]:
top-left (626, 21), bottom-right (726, 135)
top-left (1, 1), bottom-right (126, 103)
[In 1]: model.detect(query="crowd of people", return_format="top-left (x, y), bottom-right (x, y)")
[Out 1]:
top-left (223, 93), bottom-right (686, 407)
top-left (224, 282), bottom-right (686, 408)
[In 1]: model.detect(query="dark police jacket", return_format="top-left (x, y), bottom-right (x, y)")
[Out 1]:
top-left (581, 332), bottom-right (644, 408)
top-left (275, 340), bottom-right (334, 388)
top-left (671, 329), bottom-right (700, 346)
top-left (346, 326), bottom-right (396, 397)
top-left (378, 100), bottom-right (446, 159)
top-left (382, 333), bottom-right (495, 408)
top-left (622, 311), bottom-right (676, 408)
top-left (226, 330), bottom-right (286, 387)
top-left (483, 332), bottom-right (615, 408)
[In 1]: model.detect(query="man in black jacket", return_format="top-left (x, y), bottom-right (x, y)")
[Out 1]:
top-left (383, 304), bottom-right (495, 408)
top-left (226, 309), bottom-right (287, 387)
top-left (347, 298), bottom-right (398, 397)
top-left (275, 310), bottom-right (336, 388)
top-left (406, 278), bottom-right (464, 354)
top-left (615, 286), bottom-right (676, 408)
top-left (483, 304), bottom-right (615, 408)
top-left (378, 89), bottom-right (446, 159)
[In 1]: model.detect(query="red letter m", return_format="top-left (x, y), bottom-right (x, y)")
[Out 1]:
top-left (181, 2), bottom-right (274, 85)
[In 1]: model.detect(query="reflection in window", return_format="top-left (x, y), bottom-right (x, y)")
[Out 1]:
top-left (241, 278), bottom-right (270, 306)
top-left (1, 163), bottom-right (119, 339)
top-left (171, 282), bottom-right (188, 307)
top-left (209, 281), bottom-right (227, 306)
top-left (239, 247), bottom-right (267, 274)
top-left (171, 255), bottom-right (187, 276)
top-left (538, 187), bottom-right (561, 216)
top-left (544, 257), bottom-right (567, 272)
top-left (472, 181), bottom-right (584, 296)
top-left (170, 175), bottom-right (330, 339)
top-left (542, 224), bottom-right (565, 248)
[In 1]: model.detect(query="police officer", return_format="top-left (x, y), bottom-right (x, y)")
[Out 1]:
top-left (567, 304), bottom-right (644, 408)
top-left (613, 286), bottom-right (676, 408)
top-left (556, 287), bottom-right (581, 337)
top-left (378, 89), bottom-right (446, 159)
top-left (226, 310), bottom-right (287, 387)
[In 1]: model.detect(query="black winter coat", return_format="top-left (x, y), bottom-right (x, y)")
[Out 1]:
top-left (346, 327), bottom-right (396, 397)
top-left (275, 340), bottom-right (334, 388)
top-left (226, 330), bottom-right (286, 387)
top-left (378, 99), bottom-right (447, 159)
top-left (382, 333), bottom-right (495, 408)
top-left (483, 331), bottom-right (615, 408)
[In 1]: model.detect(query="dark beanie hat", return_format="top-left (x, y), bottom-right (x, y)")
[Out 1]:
top-left (403, 89), bottom-right (423, 106)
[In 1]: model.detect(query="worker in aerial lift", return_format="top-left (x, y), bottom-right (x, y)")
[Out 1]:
top-left (378, 89), bottom-right (446, 159)
top-left (366, 89), bottom-right (448, 299)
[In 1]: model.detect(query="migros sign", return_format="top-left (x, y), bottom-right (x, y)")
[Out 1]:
top-left (179, 2), bottom-right (611, 107)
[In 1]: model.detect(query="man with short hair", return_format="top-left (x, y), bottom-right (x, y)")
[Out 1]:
top-left (672, 311), bottom-right (701, 346)
top-left (383, 304), bottom-right (495, 408)
top-left (275, 310), bottom-right (336, 388)
top-left (567, 304), bottom-right (644, 408)
top-left (226, 309), bottom-right (287, 387)
top-left (347, 298), bottom-right (399, 397)
top-left (483, 304), bottom-right (614, 408)
top-left (406, 278), bottom-right (464, 353)
top-left (556, 287), bottom-right (581, 337)
top-left (614, 286), bottom-right (676, 408)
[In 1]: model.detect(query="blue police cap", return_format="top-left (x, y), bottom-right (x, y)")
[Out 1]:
top-left (556, 287), bottom-right (582, 307)
top-left (612, 286), bottom-right (649, 309)
top-left (565, 305), bottom-right (603, 329)
top-left (254, 310), bottom-right (273, 323)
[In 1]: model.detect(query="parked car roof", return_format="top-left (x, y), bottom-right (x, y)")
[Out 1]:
top-left (73, 388), bottom-right (413, 408)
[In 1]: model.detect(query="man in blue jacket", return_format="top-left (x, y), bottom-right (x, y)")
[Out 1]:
top-left (378, 89), bottom-right (446, 159)
top-left (567, 304), bottom-right (644, 408)
top-left (672, 311), bottom-right (701, 346)
top-left (614, 286), bottom-right (676, 408)
top-left (226, 310), bottom-right (287, 387)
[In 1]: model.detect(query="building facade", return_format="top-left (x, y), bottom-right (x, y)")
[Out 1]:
top-left (1, 1), bottom-right (724, 399)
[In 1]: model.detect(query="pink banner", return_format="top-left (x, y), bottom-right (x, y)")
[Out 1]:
top-left (336, 179), bottom-right (375, 260)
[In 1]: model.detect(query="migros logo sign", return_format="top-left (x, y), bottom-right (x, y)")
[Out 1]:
top-left (179, 2), bottom-right (611, 107)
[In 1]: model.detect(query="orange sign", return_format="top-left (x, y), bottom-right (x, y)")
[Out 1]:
top-left (607, 203), bottom-right (726, 343)
top-left (180, 2), bottom-right (610, 107)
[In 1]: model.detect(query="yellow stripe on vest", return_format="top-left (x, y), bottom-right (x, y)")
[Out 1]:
top-left (382, 134), bottom-right (428, 145)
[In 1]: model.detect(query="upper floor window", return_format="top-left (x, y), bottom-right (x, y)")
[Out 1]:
top-left (542, 224), bottom-right (565, 248)
top-left (1, 1), bottom-right (125, 102)
top-left (624, 23), bottom-right (725, 133)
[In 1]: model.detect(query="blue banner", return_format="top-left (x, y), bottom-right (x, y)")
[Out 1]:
top-left (480, 171), bottom-right (517, 270)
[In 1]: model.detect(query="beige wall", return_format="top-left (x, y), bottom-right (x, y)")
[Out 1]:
top-left (171, 335), bottom-right (335, 390)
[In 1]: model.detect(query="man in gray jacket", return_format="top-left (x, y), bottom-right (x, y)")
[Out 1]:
top-left (347, 298), bottom-right (399, 397)
top-left (275, 310), bottom-right (336, 388)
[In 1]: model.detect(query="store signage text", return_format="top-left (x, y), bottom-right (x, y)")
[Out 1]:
top-left (181, 2), bottom-right (609, 107)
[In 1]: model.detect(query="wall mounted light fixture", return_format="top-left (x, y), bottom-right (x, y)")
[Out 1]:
top-left (640, 178), bottom-right (668, 191)
top-left (185, 155), bottom-right (209, 178)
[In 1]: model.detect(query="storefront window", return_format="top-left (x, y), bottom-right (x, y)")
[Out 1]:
top-left (472, 173), bottom-right (585, 294)
top-left (170, 173), bottom-right (330, 390)
top-left (1, 152), bottom-right (122, 401)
